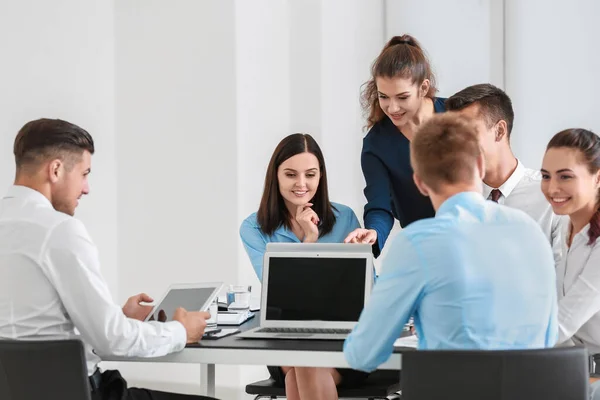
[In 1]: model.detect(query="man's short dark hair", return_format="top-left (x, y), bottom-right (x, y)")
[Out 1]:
top-left (445, 83), bottom-right (515, 138)
top-left (14, 118), bottom-right (94, 170)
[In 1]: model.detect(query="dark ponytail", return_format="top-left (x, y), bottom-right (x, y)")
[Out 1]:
top-left (547, 128), bottom-right (600, 245)
top-left (589, 206), bottom-right (600, 246)
top-left (361, 34), bottom-right (437, 129)
top-left (386, 35), bottom-right (420, 48)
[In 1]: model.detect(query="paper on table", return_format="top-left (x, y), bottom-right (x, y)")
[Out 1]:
top-left (393, 335), bottom-right (419, 348)
top-left (217, 295), bottom-right (261, 311)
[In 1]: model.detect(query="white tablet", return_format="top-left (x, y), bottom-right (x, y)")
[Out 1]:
top-left (144, 282), bottom-right (224, 322)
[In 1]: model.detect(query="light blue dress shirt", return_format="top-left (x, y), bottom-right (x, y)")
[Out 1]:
top-left (240, 202), bottom-right (361, 281)
top-left (344, 192), bottom-right (558, 372)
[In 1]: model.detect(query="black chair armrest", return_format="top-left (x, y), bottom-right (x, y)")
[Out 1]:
top-left (589, 353), bottom-right (600, 374)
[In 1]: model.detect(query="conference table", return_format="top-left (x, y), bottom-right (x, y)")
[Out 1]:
top-left (106, 312), bottom-right (406, 397)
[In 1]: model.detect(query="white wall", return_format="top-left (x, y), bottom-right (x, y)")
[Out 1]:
top-left (0, 0), bottom-right (118, 294)
top-left (506, 0), bottom-right (600, 169)
top-left (319, 0), bottom-right (385, 216)
top-left (235, 0), bottom-right (292, 292)
top-left (385, 0), bottom-right (502, 97)
top-left (113, 0), bottom-right (241, 397)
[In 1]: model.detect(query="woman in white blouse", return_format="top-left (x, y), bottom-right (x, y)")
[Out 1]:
top-left (541, 128), bottom-right (600, 348)
top-left (541, 128), bottom-right (600, 396)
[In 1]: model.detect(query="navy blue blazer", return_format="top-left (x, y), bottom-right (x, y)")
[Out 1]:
top-left (361, 97), bottom-right (446, 256)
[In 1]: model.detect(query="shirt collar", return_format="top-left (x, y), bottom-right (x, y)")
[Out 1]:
top-left (4, 185), bottom-right (53, 209)
top-left (570, 223), bottom-right (591, 245)
top-left (437, 191), bottom-right (485, 217)
top-left (482, 159), bottom-right (525, 199)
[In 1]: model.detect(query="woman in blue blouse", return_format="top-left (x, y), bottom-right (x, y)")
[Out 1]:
top-left (240, 133), bottom-right (366, 400)
top-left (344, 34), bottom-right (446, 256)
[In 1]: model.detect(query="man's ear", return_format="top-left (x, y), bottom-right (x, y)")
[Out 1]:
top-left (47, 159), bottom-right (63, 183)
top-left (495, 120), bottom-right (509, 143)
top-left (413, 173), bottom-right (430, 197)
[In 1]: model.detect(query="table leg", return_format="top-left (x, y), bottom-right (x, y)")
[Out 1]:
top-left (199, 363), bottom-right (216, 397)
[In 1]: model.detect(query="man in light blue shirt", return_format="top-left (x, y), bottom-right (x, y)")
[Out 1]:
top-left (344, 113), bottom-right (558, 373)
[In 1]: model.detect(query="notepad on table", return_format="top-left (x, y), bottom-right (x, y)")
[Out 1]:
top-left (218, 310), bottom-right (255, 326)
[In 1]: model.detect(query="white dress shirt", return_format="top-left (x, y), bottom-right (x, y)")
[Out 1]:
top-left (0, 185), bottom-right (186, 375)
top-left (556, 223), bottom-right (600, 354)
top-left (482, 159), bottom-right (566, 262)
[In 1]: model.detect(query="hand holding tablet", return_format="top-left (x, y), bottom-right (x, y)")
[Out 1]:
top-left (122, 292), bottom-right (156, 321)
top-left (144, 282), bottom-right (224, 322)
top-left (173, 308), bottom-right (212, 343)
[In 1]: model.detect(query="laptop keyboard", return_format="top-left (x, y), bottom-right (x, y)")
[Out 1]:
top-left (256, 327), bottom-right (352, 334)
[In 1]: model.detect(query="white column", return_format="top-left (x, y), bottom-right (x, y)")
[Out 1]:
top-left (235, 0), bottom-right (292, 289)
top-left (320, 0), bottom-right (385, 216)
top-left (289, 0), bottom-right (323, 136)
top-left (505, 0), bottom-right (600, 168)
top-left (114, 0), bottom-right (241, 395)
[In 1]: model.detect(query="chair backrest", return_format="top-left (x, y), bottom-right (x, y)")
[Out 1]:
top-left (0, 338), bottom-right (91, 400)
top-left (401, 347), bottom-right (589, 400)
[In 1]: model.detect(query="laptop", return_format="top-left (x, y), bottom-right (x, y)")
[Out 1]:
top-left (238, 243), bottom-right (374, 340)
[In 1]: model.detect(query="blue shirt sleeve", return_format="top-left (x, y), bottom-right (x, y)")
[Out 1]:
top-left (361, 147), bottom-right (395, 257)
top-left (239, 218), bottom-right (267, 282)
top-left (344, 232), bottom-right (425, 372)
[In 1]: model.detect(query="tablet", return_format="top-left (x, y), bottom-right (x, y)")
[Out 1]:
top-left (145, 282), bottom-right (224, 322)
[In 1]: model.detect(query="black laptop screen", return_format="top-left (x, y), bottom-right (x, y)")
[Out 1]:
top-left (265, 257), bottom-right (366, 322)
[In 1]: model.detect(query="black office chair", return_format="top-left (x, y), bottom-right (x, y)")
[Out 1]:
top-left (245, 369), bottom-right (401, 399)
top-left (401, 347), bottom-right (589, 400)
top-left (0, 338), bottom-right (91, 400)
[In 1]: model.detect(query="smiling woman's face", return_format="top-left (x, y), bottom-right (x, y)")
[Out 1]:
top-left (277, 152), bottom-right (321, 209)
top-left (541, 147), bottom-right (600, 216)
top-left (376, 76), bottom-right (427, 128)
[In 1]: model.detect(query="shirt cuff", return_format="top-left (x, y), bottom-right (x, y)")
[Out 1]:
top-left (166, 321), bottom-right (187, 352)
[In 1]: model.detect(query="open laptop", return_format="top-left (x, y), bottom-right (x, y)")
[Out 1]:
top-left (238, 243), bottom-right (373, 340)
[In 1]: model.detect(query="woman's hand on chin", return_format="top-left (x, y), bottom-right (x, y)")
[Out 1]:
top-left (296, 203), bottom-right (319, 243)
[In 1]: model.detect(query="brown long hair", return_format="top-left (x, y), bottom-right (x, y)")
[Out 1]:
top-left (257, 133), bottom-right (336, 236)
top-left (361, 34), bottom-right (437, 129)
top-left (547, 128), bottom-right (600, 245)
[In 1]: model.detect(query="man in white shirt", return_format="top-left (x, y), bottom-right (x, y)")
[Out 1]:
top-left (446, 84), bottom-right (564, 262)
top-left (0, 119), bottom-right (218, 400)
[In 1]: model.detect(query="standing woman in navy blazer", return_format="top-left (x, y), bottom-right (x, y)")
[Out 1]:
top-left (344, 34), bottom-right (446, 256)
